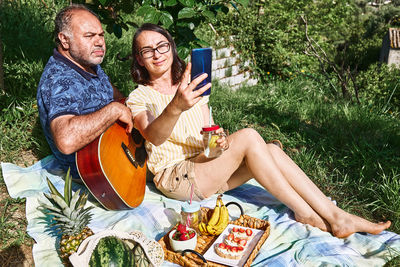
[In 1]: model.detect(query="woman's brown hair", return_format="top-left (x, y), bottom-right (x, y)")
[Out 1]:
top-left (131, 23), bottom-right (186, 85)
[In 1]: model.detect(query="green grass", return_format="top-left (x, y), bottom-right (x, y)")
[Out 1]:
top-left (211, 78), bottom-right (400, 229)
top-left (1, 0), bottom-right (400, 265)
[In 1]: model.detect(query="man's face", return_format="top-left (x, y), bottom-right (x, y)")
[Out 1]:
top-left (62, 10), bottom-right (106, 69)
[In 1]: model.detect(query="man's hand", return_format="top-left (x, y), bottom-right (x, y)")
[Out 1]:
top-left (114, 102), bottom-right (133, 133)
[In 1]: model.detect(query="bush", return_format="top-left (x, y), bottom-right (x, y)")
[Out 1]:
top-left (357, 63), bottom-right (400, 113)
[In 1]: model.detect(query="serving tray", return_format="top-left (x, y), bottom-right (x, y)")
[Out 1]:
top-left (158, 205), bottom-right (270, 267)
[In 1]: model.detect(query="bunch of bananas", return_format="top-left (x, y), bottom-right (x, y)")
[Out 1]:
top-left (199, 195), bottom-right (229, 236)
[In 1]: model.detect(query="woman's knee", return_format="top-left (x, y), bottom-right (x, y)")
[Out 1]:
top-left (234, 128), bottom-right (263, 144)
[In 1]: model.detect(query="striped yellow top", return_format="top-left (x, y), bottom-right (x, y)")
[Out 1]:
top-left (126, 84), bottom-right (209, 174)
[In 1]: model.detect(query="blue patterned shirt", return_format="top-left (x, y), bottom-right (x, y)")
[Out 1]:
top-left (37, 49), bottom-right (114, 178)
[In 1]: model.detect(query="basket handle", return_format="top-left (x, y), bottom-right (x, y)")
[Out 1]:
top-left (181, 249), bottom-right (207, 263)
top-left (225, 201), bottom-right (244, 215)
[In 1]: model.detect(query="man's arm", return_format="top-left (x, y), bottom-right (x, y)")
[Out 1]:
top-left (50, 101), bottom-right (133, 154)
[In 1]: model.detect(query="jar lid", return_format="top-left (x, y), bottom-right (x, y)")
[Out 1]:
top-left (181, 201), bottom-right (200, 213)
top-left (202, 125), bottom-right (220, 132)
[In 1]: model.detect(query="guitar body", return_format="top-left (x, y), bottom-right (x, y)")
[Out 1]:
top-left (76, 121), bottom-right (147, 210)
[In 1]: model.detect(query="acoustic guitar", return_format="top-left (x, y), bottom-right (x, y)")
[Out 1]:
top-left (76, 121), bottom-right (147, 211)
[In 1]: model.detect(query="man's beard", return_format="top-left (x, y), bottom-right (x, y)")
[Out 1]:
top-left (70, 47), bottom-right (105, 68)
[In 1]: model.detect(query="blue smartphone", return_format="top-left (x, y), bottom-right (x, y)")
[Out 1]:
top-left (191, 47), bottom-right (212, 96)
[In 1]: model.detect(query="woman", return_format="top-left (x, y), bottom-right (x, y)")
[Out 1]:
top-left (126, 23), bottom-right (390, 238)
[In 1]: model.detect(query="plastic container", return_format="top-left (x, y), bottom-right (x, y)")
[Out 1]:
top-left (181, 201), bottom-right (202, 233)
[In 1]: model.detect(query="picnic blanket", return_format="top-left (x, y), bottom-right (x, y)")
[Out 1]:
top-left (2, 155), bottom-right (400, 267)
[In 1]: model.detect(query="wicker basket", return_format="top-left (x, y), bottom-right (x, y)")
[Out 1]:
top-left (158, 205), bottom-right (270, 267)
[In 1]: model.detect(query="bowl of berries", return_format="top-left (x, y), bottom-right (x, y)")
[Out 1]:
top-left (169, 223), bottom-right (197, 252)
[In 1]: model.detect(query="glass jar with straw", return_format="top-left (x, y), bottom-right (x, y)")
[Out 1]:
top-left (181, 184), bottom-right (202, 233)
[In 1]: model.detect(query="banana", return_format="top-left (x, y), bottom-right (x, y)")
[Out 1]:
top-left (206, 224), bottom-right (219, 235)
top-left (198, 222), bottom-right (209, 235)
top-left (207, 197), bottom-right (221, 226)
top-left (197, 196), bottom-right (230, 236)
top-left (212, 200), bottom-right (229, 235)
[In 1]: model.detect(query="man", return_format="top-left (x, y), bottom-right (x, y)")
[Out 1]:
top-left (37, 4), bottom-right (133, 178)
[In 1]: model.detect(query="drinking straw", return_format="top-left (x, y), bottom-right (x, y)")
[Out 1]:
top-left (186, 183), bottom-right (195, 228)
top-left (209, 106), bottom-right (212, 126)
top-left (189, 183), bottom-right (194, 205)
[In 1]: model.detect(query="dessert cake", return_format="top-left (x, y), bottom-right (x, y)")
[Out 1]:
top-left (214, 226), bottom-right (254, 260)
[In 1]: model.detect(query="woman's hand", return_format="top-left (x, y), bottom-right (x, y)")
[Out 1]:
top-left (215, 127), bottom-right (229, 151)
top-left (169, 63), bottom-right (211, 114)
top-left (200, 127), bottom-right (229, 151)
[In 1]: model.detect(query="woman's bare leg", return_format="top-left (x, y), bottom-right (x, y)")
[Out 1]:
top-left (194, 128), bottom-right (390, 237)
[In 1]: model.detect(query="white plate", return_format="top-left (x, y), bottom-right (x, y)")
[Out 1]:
top-left (203, 224), bottom-right (264, 267)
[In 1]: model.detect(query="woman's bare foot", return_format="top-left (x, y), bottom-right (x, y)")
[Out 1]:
top-left (330, 213), bottom-right (391, 238)
top-left (295, 212), bottom-right (331, 232)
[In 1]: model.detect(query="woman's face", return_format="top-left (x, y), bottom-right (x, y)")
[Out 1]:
top-left (135, 30), bottom-right (173, 79)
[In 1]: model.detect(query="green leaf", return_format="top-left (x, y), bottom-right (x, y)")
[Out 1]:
top-left (98, 0), bottom-right (106, 5)
top-left (164, 0), bottom-right (177, 6)
top-left (136, 5), bottom-right (155, 17)
top-left (160, 11), bottom-right (174, 28)
top-left (70, 189), bottom-right (81, 211)
top-left (202, 10), bottom-right (215, 20)
top-left (177, 45), bottom-right (190, 60)
top-left (64, 168), bottom-right (71, 206)
top-left (142, 8), bottom-right (160, 24)
top-left (230, 2), bottom-right (239, 12)
top-left (46, 177), bottom-right (63, 200)
top-left (178, 0), bottom-right (195, 7)
top-left (178, 7), bottom-right (196, 19)
top-left (234, 0), bottom-right (249, 6)
top-left (113, 24), bottom-right (123, 39)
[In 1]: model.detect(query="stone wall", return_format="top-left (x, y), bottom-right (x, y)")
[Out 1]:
top-left (211, 46), bottom-right (258, 89)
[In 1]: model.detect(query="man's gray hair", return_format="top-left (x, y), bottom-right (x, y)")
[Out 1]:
top-left (54, 4), bottom-right (99, 46)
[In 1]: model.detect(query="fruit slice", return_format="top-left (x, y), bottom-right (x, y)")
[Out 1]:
top-left (209, 135), bottom-right (219, 148)
top-left (246, 229), bottom-right (253, 236)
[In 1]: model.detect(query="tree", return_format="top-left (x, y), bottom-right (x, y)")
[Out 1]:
top-left (77, 0), bottom-right (248, 59)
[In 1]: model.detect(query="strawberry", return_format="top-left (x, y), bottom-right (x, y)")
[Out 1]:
top-left (246, 229), bottom-right (253, 236)
top-left (189, 231), bottom-right (195, 239)
top-left (239, 239), bottom-right (247, 247)
top-left (218, 243), bottom-right (226, 249)
top-left (231, 247), bottom-right (238, 253)
top-left (237, 246), bottom-right (244, 251)
top-left (179, 233), bottom-right (189, 241)
top-left (232, 227), bottom-right (239, 232)
top-left (177, 223), bottom-right (187, 234)
top-left (239, 228), bottom-right (245, 233)
top-left (234, 237), bottom-right (240, 243)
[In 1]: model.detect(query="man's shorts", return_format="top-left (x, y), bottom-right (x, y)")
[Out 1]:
top-left (153, 160), bottom-right (227, 201)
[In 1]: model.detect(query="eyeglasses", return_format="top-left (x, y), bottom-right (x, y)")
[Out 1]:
top-left (139, 42), bottom-right (171, 59)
